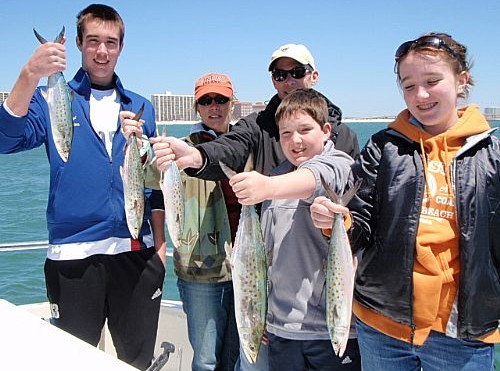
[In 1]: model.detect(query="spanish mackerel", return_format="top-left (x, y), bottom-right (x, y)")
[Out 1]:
top-left (159, 126), bottom-right (184, 249)
top-left (321, 178), bottom-right (361, 357)
top-left (34, 27), bottom-right (73, 162)
top-left (219, 162), bottom-right (267, 364)
top-left (121, 104), bottom-right (145, 239)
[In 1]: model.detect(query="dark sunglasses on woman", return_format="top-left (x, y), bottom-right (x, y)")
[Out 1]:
top-left (197, 95), bottom-right (231, 106)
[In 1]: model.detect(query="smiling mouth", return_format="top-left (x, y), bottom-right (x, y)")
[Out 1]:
top-left (418, 102), bottom-right (437, 110)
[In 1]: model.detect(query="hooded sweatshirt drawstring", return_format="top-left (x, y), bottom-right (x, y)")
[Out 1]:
top-left (419, 134), bottom-right (431, 199)
top-left (442, 135), bottom-right (453, 197)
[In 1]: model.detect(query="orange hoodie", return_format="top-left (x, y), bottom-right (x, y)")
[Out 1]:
top-left (354, 105), bottom-right (499, 344)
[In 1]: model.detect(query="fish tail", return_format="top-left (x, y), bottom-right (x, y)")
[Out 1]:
top-left (320, 176), bottom-right (362, 206)
top-left (54, 26), bottom-right (65, 43)
top-left (133, 103), bottom-right (145, 121)
top-left (339, 179), bottom-right (362, 206)
top-left (33, 26), bottom-right (65, 44)
top-left (33, 28), bottom-right (48, 44)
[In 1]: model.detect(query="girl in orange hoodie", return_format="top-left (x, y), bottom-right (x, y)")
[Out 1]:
top-left (310, 33), bottom-right (499, 370)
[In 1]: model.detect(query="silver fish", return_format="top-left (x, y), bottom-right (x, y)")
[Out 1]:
top-left (34, 27), bottom-right (73, 162)
top-left (121, 104), bottom-right (145, 239)
top-left (219, 161), bottom-right (267, 364)
top-left (160, 126), bottom-right (184, 249)
top-left (322, 178), bottom-right (361, 357)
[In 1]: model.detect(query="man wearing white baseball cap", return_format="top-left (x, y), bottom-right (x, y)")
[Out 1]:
top-left (268, 43), bottom-right (317, 70)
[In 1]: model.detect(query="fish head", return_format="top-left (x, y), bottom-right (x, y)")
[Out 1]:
top-left (218, 161), bottom-right (237, 179)
top-left (330, 327), bottom-right (349, 357)
top-left (242, 342), bottom-right (260, 364)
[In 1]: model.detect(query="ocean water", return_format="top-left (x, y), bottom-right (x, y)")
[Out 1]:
top-left (0, 120), bottom-right (499, 365)
top-left (0, 121), bottom-right (387, 304)
top-left (1, 120), bottom-right (499, 298)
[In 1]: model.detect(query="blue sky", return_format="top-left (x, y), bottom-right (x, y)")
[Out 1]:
top-left (0, 0), bottom-right (499, 118)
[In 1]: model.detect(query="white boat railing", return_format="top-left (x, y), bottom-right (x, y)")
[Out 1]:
top-left (0, 241), bottom-right (175, 257)
top-left (0, 240), bottom-right (49, 251)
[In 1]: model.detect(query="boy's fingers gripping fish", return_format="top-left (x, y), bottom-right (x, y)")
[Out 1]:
top-left (34, 26), bottom-right (73, 162)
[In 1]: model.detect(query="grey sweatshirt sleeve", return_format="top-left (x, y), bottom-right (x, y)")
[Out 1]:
top-left (298, 140), bottom-right (354, 202)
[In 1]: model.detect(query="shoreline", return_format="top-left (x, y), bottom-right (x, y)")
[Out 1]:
top-left (160, 118), bottom-right (394, 125)
top-left (343, 118), bottom-right (392, 123)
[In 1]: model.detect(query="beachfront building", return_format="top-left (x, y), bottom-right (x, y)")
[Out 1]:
top-left (253, 102), bottom-right (266, 112)
top-left (484, 107), bottom-right (500, 121)
top-left (151, 91), bottom-right (268, 123)
top-left (233, 101), bottom-right (253, 120)
top-left (0, 92), bottom-right (8, 105)
top-left (151, 91), bottom-right (197, 122)
top-left (232, 101), bottom-right (266, 121)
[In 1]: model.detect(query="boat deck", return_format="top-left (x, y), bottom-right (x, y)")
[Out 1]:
top-left (18, 300), bottom-right (193, 370)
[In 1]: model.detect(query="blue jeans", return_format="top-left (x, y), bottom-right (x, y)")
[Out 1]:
top-left (356, 318), bottom-right (495, 371)
top-left (177, 279), bottom-right (239, 371)
top-left (234, 339), bottom-right (269, 371)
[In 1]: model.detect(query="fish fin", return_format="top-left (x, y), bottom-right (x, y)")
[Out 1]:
top-left (219, 161), bottom-right (237, 179)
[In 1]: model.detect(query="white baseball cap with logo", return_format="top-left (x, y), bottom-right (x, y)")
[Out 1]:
top-left (268, 43), bottom-right (316, 71)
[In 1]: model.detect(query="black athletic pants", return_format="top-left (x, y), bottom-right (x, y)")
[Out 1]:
top-left (267, 333), bottom-right (361, 371)
top-left (44, 247), bottom-right (165, 370)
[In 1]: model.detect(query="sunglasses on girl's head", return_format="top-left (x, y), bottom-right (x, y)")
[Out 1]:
top-left (271, 66), bottom-right (311, 82)
top-left (197, 95), bottom-right (230, 106)
top-left (395, 35), bottom-right (460, 62)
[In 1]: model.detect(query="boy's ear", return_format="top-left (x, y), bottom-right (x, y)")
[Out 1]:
top-left (323, 122), bottom-right (332, 134)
